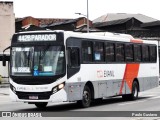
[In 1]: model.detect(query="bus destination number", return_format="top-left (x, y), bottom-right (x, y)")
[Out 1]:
top-left (12, 67), bottom-right (31, 73)
top-left (18, 34), bottom-right (56, 42)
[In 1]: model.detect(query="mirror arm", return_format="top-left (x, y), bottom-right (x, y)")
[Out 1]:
top-left (3, 46), bottom-right (11, 54)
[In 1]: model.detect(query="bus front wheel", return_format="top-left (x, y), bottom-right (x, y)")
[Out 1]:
top-left (35, 102), bottom-right (48, 109)
top-left (77, 85), bottom-right (91, 108)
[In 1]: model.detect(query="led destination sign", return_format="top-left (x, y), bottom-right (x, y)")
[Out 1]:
top-left (18, 34), bottom-right (56, 42)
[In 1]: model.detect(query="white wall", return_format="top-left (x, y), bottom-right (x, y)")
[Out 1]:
top-left (0, 2), bottom-right (15, 79)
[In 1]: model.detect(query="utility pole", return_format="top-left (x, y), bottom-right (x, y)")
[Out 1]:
top-left (87, 0), bottom-right (89, 33)
top-left (75, 0), bottom-right (89, 33)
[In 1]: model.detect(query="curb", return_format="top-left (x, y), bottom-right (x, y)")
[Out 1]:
top-left (0, 83), bottom-right (9, 88)
top-left (0, 93), bottom-right (9, 95)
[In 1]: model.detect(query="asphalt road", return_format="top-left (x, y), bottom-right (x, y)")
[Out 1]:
top-left (0, 87), bottom-right (160, 120)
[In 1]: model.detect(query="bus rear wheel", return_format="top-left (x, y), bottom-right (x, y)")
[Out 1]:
top-left (77, 85), bottom-right (91, 108)
top-left (35, 102), bottom-right (48, 109)
top-left (122, 81), bottom-right (139, 100)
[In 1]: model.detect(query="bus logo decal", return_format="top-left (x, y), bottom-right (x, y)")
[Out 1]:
top-left (97, 70), bottom-right (103, 78)
top-left (97, 70), bottom-right (115, 78)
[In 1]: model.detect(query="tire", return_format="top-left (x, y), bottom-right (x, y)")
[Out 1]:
top-left (77, 85), bottom-right (91, 108)
top-left (131, 81), bottom-right (139, 100)
top-left (35, 102), bottom-right (48, 109)
top-left (122, 81), bottom-right (139, 101)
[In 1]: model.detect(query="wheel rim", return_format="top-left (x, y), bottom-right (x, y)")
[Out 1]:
top-left (133, 85), bottom-right (138, 97)
top-left (83, 91), bottom-right (90, 105)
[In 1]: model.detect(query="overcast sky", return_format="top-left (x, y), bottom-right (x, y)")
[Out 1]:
top-left (4, 0), bottom-right (160, 20)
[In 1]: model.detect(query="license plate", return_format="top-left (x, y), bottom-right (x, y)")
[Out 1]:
top-left (29, 96), bottom-right (38, 100)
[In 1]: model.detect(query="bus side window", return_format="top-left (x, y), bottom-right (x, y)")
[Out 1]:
top-left (142, 45), bottom-right (149, 62)
top-left (149, 45), bottom-right (157, 62)
top-left (125, 44), bottom-right (133, 62)
top-left (116, 43), bottom-right (125, 62)
top-left (94, 42), bottom-right (104, 62)
top-left (105, 42), bottom-right (115, 62)
top-left (134, 44), bottom-right (142, 62)
top-left (82, 41), bottom-right (93, 62)
top-left (68, 47), bottom-right (80, 68)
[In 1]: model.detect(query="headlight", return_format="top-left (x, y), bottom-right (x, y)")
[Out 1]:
top-left (58, 83), bottom-right (64, 89)
top-left (10, 84), bottom-right (16, 94)
top-left (52, 82), bottom-right (65, 94)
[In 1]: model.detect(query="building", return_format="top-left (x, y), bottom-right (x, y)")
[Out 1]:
top-left (15, 16), bottom-right (95, 32)
top-left (93, 13), bottom-right (160, 41)
top-left (15, 16), bottom-right (71, 32)
top-left (0, 1), bottom-right (15, 80)
top-left (15, 16), bottom-right (40, 32)
top-left (44, 17), bottom-right (93, 32)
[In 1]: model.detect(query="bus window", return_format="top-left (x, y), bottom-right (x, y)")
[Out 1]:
top-left (125, 44), bottom-right (133, 62)
top-left (116, 43), bottom-right (124, 62)
top-left (134, 44), bottom-right (142, 62)
top-left (68, 47), bottom-right (80, 68)
top-left (94, 42), bottom-right (104, 62)
top-left (82, 41), bottom-right (93, 62)
top-left (149, 46), bottom-right (157, 62)
top-left (105, 42), bottom-right (115, 62)
top-left (33, 46), bottom-right (65, 76)
top-left (142, 45), bottom-right (149, 62)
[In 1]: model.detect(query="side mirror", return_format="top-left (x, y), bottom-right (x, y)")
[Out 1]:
top-left (2, 46), bottom-right (11, 67)
top-left (2, 54), bottom-right (6, 66)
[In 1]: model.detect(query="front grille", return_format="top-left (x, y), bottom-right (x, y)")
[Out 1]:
top-left (16, 91), bottom-right (52, 100)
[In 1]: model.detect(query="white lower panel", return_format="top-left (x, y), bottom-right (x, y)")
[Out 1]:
top-left (10, 88), bottom-right (67, 103)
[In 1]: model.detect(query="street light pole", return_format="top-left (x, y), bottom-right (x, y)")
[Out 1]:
top-left (75, 0), bottom-right (89, 33)
top-left (87, 0), bottom-right (89, 33)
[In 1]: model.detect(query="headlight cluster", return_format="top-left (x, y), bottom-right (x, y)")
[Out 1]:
top-left (10, 82), bottom-right (65, 95)
top-left (10, 84), bottom-right (16, 94)
top-left (52, 82), bottom-right (65, 94)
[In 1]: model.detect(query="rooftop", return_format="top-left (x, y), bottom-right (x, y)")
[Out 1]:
top-left (93, 13), bottom-right (157, 24)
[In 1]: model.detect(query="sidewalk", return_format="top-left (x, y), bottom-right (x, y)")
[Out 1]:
top-left (0, 77), bottom-right (9, 88)
top-left (0, 83), bottom-right (9, 88)
top-left (0, 87), bottom-right (9, 95)
top-left (0, 80), bottom-right (9, 95)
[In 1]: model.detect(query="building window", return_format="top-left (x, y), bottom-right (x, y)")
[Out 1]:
top-left (105, 42), bottom-right (115, 62)
top-left (82, 41), bottom-right (93, 62)
top-left (94, 42), bottom-right (104, 62)
top-left (116, 43), bottom-right (124, 62)
top-left (125, 44), bottom-right (133, 62)
top-left (134, 44), bottom-right (142, 62)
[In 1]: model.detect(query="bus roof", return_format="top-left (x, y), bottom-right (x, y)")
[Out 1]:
top-left (14, 30), bottom-right (158, 45)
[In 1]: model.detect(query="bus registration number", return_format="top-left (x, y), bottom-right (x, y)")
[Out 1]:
top-left (29, 96), bottom-right (38, 100)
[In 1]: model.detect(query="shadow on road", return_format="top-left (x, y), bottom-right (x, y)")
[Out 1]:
top-left (17, 96), bottom-right (150, 112)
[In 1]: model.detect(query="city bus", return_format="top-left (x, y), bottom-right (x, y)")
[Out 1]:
top-left (3, 30), bottom-right (159, 108)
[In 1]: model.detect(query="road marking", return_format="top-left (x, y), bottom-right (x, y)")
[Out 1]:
top-left (119, 95), bottom-right (160, 106)
top-left (140, 94), bottom-right (155, 97)
top-left (0, 100), bottom-right (11, 104)
top-left (0, 93), bottom-right (9, 95)
top-left (118, 100), bottom-right (147, 106)
top-left (148, 96), bottom-right (160, 100)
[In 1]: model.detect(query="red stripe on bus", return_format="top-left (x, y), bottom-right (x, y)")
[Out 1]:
top-left (119, 64), bottom-right (140, 94)
top-left (130, 39), bottom-right (143, 43)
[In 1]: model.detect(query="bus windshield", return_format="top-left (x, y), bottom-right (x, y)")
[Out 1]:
top-left (11, 46), bottom-right (65, 76)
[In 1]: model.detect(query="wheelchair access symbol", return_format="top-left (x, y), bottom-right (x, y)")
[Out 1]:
top-left (34, 70), bottom-right (39, 76)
